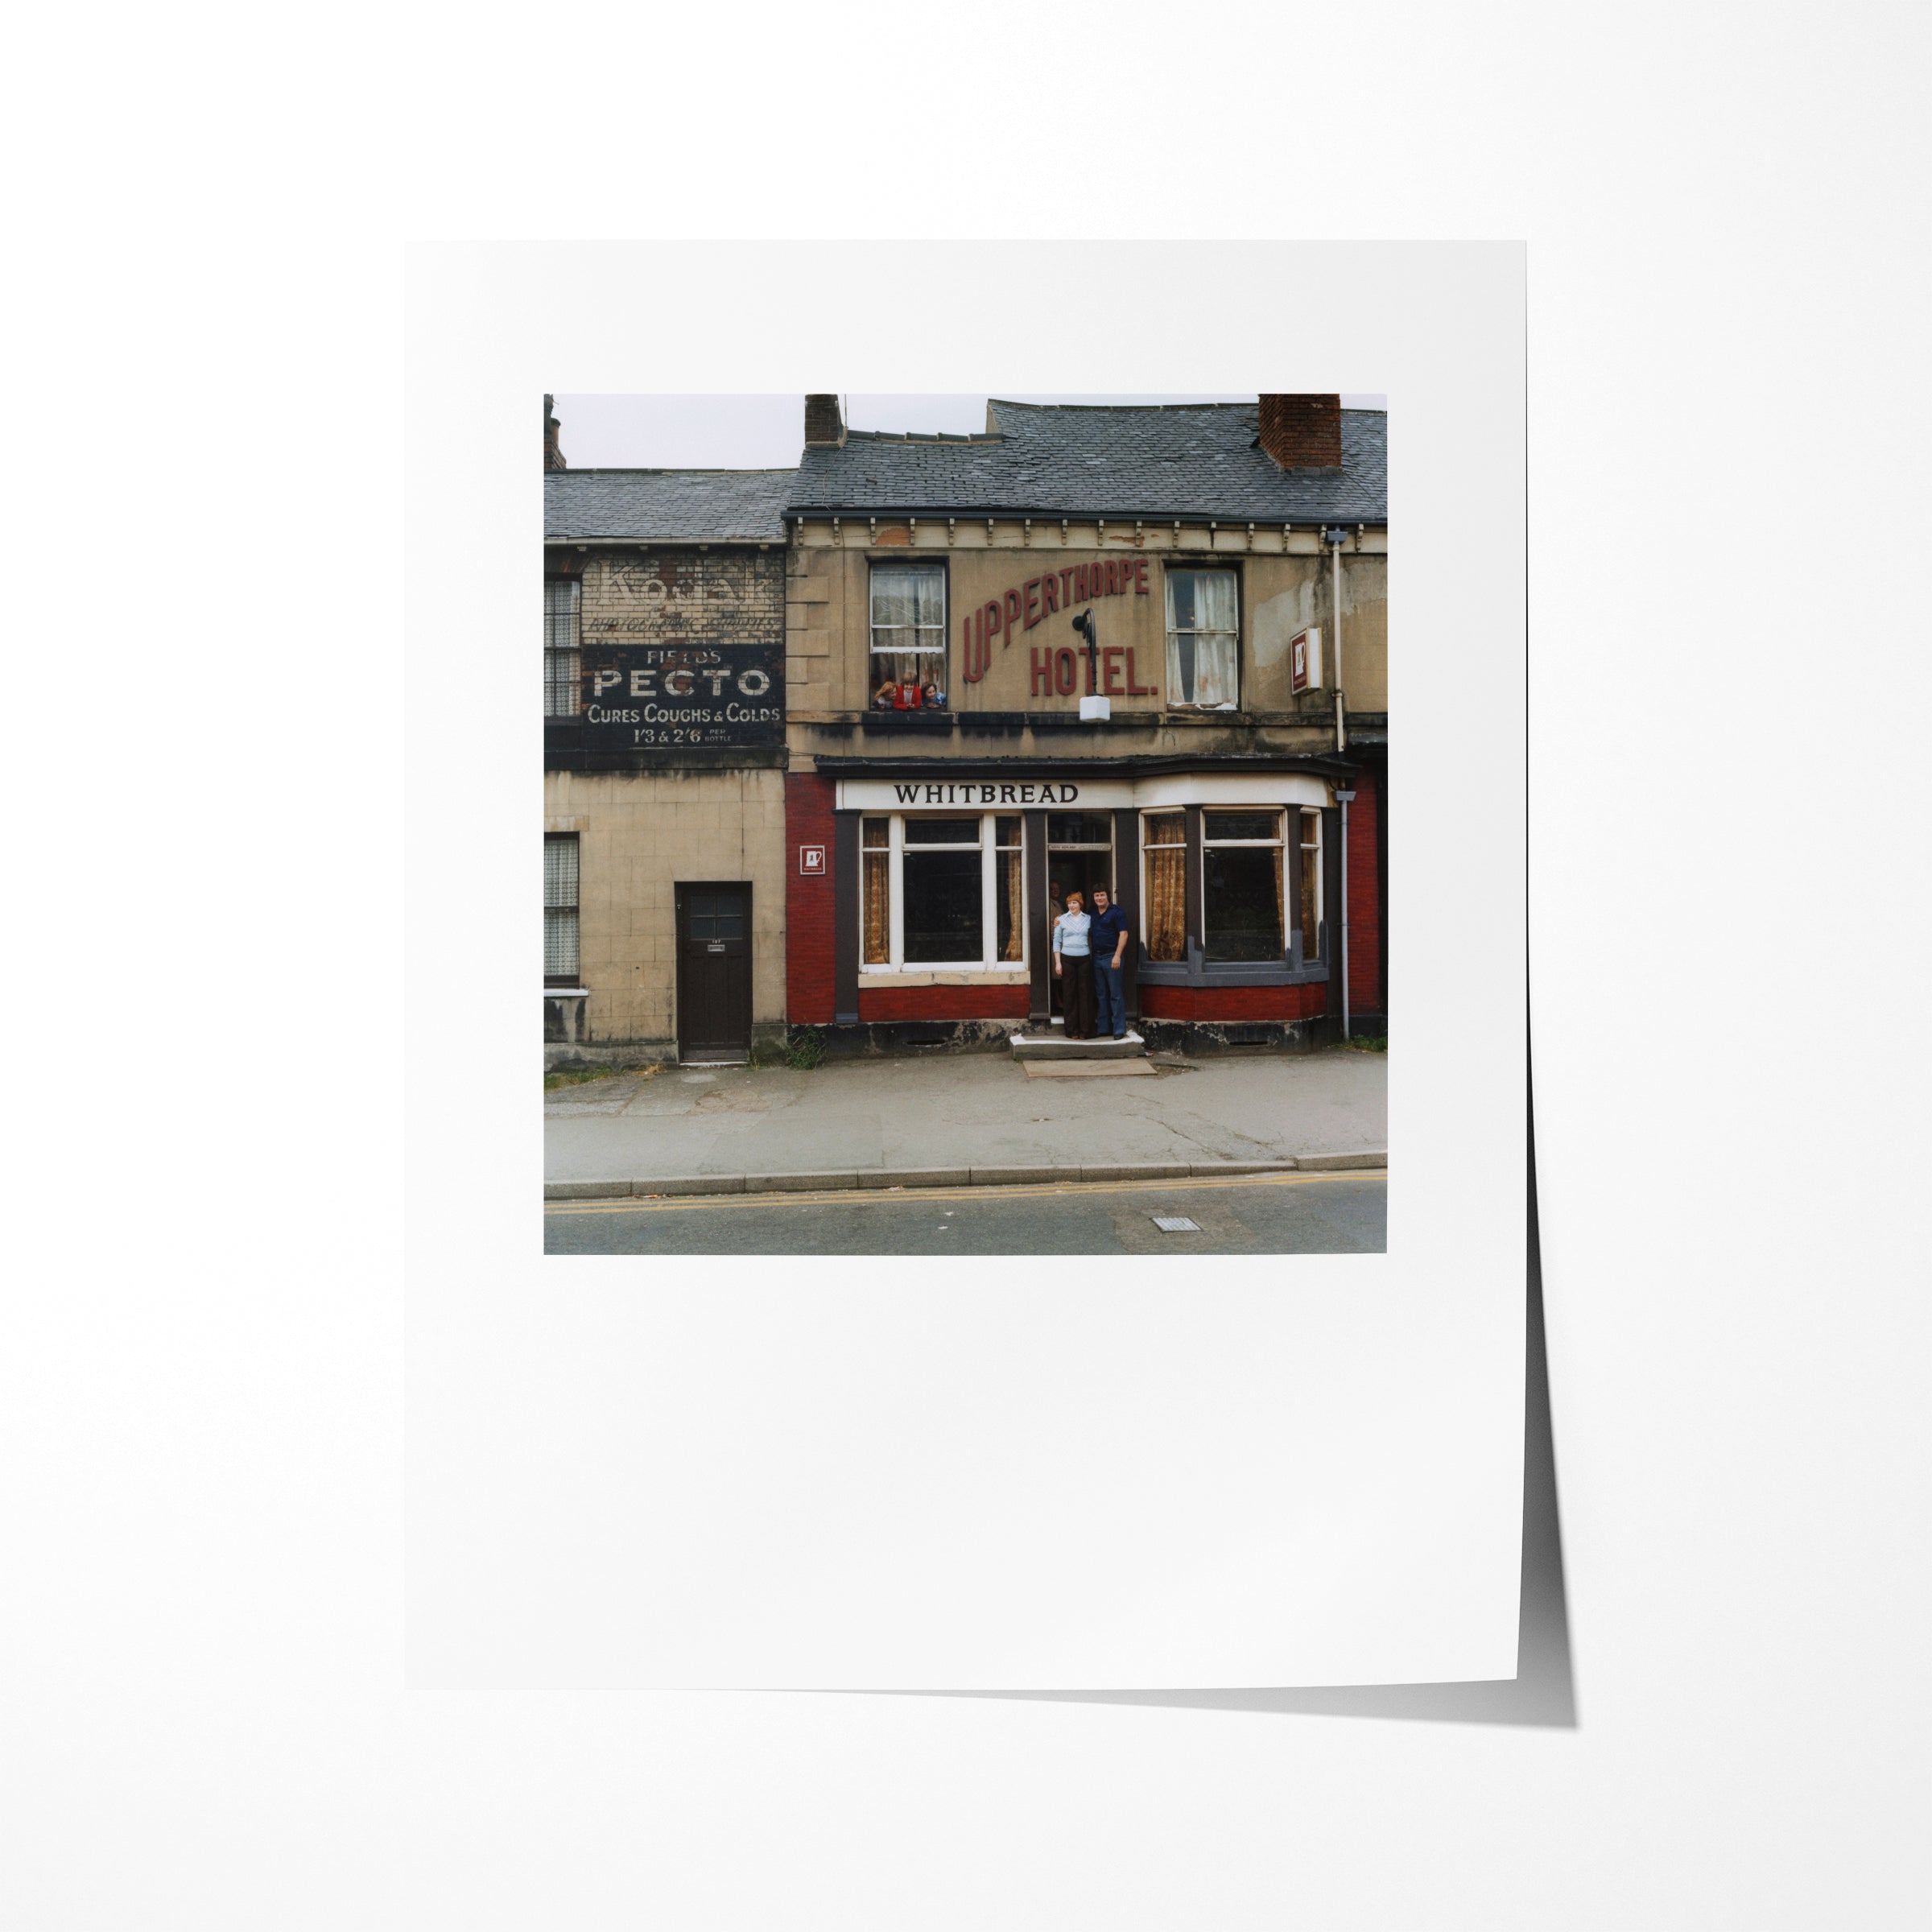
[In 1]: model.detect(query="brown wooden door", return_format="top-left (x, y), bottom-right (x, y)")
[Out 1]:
top-left (676, 883), bottom-right (752, 1063)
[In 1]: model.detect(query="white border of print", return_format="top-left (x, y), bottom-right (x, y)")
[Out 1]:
top-left (405, 241), bottom-right (1525, 1690)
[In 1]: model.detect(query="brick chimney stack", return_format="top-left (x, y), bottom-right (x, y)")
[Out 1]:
top-left (804, 394), bottom-right (846, 448)
top-left (1257, 394), bottom-right (1341, 470)
top-left (544, 394), bottom-right (567, 471)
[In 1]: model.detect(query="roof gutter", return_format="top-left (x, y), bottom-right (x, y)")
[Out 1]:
top-left (781, 507), bottom-right (1386, 528)
top-left (543, 535), bottom-right (786, 547)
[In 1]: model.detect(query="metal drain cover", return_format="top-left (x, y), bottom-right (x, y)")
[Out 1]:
top-left (1151, 1215), bottom-right (1201, 1232)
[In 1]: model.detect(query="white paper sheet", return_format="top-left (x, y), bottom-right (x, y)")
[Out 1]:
top-left (406, 241), bottom-right (1526, 1687)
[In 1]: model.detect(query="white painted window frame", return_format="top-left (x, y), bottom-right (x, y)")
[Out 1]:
top-left (862, 811), bottom-right (1026, 973)
top-left (868, 560), bottom-right (949, 689)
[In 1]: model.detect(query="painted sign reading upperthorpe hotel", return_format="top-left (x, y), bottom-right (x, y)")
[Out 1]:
top-left (579, 644), bottom-right (783, 749)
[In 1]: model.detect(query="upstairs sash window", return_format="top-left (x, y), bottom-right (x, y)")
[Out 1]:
top-left (869, 564), bottom-right (948, 707)
top-left (544, 578), bottom-right (580, 716)
top-left (1164, 569), bottom-right (1239, 707)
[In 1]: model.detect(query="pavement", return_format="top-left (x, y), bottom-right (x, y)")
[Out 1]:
top-left (545, 1046), bottom-right (1386, 1197)
top-left (544, 1170), bottom-right (1387, 1257)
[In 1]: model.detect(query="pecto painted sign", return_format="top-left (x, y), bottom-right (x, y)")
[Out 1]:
top-left (578, 643), bottom-right (782, 749)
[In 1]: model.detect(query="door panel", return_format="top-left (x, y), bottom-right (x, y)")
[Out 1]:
top-left (676, 884), bottom-right (753, 1062)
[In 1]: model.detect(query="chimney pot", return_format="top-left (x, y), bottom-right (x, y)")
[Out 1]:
top-left (1257, 394), bottom-right (1341, 470)
top-left (804, 394), bottom-right (846, 447)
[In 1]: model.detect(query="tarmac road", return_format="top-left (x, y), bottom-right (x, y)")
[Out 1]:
top-left (543, 1170), bottom-right (1385, 1257)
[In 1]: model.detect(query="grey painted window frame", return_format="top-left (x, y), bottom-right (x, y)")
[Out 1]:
top-left (1133, 797), bottom-right (1329, 991)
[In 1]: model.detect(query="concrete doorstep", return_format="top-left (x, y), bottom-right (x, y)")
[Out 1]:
top-left (543, 1154), bottom-right (1388, 1202)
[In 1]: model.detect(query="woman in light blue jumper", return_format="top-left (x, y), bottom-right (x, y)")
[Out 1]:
top-left (1051, 890), bottom-right (1097, 1038)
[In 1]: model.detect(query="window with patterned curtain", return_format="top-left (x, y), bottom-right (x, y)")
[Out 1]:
top-left (857, 813), bottom-right (1027, 971)
top-left (995, 816), bottom-right (1024, 961)
top-left (544, 578), bottom-right (580, 716)
top-left (544, 834), bottom-right (580, 984)
top-left (861, 819), bottom-right (891, 966)
top-left (1141, 811), bottom-right (1187, 962)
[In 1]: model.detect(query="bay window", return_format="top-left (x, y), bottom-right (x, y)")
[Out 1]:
top-left (859, 814), bottom-right (1025, 969)
top-left (1164, 568), bottom-right (1239, 707)
top-left (1139, 805), bottom-right (1307, 969)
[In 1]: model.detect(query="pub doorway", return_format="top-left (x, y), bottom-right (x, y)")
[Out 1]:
top-left (1045, 812), bottom-right (1114, 1025)
top-left (675, 881), bottom-right (753, 1063)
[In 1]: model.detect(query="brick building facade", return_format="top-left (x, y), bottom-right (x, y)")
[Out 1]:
top-left (542, 394), bottom-right (1389, 1065)
top-left (778, 394), bottom-right (1389, 1054)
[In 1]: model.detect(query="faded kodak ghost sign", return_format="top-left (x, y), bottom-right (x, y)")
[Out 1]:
top-left (958, 555), bottom-right (1158, 700)
top-left (579, 644), bottom-right (782, 749)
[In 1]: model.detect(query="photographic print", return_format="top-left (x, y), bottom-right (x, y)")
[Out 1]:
top-left (543, 392), bottom-right (1389, 1256)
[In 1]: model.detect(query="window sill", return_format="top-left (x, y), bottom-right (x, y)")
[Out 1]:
top-left (1135, 960), bottom-right (1327, 989)
top-left (860, 967), bottom-right (1030, 986)
top-left (544, 986), bottom-right (590, 997)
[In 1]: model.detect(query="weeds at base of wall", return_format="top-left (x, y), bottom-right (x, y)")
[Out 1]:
top-left (545, 1065), bottom-right (616, 1092)
top-left (1340, 1033), bottom-right (1389, 1052)
top-left (544, 1061), bottom-right (663, 1091)
top-left (782, 1026), bottom-right (828, 1071)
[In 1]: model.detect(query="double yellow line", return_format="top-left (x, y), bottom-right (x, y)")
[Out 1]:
top-left (545, 1168), bottom-right (1385, 1217)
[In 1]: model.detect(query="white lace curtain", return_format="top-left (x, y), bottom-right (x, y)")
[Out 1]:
top-left (1165, 570), bottom-right (1239, 706)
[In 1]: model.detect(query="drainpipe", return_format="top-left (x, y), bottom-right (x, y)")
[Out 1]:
top-left (1323, 526), bottom-right (1352, 1040)
top-left (1324, 525), bottom-right (1348, 753)
top-left (1334, 786), bottom-right (1356, 1041)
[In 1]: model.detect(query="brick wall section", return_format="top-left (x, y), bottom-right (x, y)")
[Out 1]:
top-left (1345, 771), bottom-right (1382, 1018)
top-left (786, 774), bottom-right (837, 1023)
top-left (1139, 982), bottom-right (1328, 1022)
top-left (1257, 394), bottom-right (1342, 469)
top-left (573, 550), bottom-right (786, 648)
top-left (857, 985), bottom-right (1030, 1022)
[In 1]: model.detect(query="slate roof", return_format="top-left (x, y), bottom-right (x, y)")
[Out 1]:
top-left (544, 468), bottom-right (793, 543)
top-left (788, 402), bottom-right (1386, 523)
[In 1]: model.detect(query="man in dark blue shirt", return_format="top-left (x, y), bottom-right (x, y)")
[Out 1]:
top-left (1088, 886), bottom-right (1131, 1039)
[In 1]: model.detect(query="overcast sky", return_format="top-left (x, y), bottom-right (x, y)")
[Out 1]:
top-left (550, 394), bottom-right (1389, 470)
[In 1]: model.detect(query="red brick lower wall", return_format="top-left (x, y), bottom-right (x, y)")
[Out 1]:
top-left (858, 985), bottom-right (1031, 1022)
top-left (1138, 981), bottom-right (1328, 1023)
top-left (786, 774), bottom-right (837, 1024)
top-left (1344, 771), bottom-right (1382, 1017)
